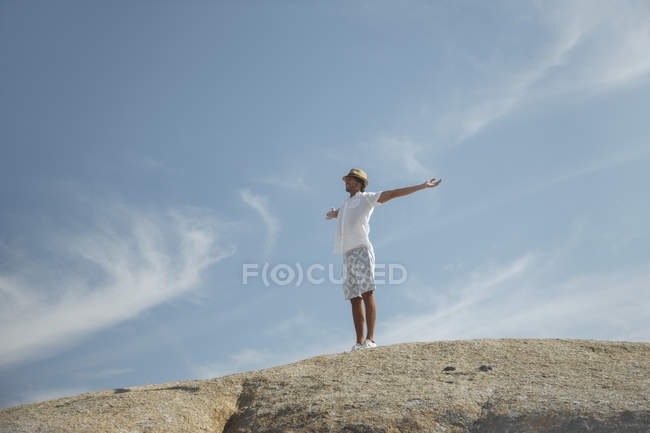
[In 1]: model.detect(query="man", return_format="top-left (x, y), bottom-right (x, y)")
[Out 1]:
top-left (326, 168), bottom-right (442, 352)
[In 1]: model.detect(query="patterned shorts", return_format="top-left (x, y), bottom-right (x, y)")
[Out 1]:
top-left (342, 245), bottom-right (376, 300)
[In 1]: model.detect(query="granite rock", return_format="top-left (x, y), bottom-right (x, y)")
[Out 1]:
top-left (1, 339), bottom-right (649, 432)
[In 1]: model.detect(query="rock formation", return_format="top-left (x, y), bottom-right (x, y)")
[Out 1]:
top-left (1, 338), bottom-right (649, 432)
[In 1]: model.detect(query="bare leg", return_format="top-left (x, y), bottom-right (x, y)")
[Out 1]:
top-left (362, 290), bottom-right (376, 342)
top-left (350, 297), bottom-right (365, 344)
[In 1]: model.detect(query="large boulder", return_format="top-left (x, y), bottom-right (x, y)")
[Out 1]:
top-left (1, 339), bottom-right (648, 432)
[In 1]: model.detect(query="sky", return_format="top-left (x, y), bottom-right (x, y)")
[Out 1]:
top-left (1, 0), bottom-right (649, 408)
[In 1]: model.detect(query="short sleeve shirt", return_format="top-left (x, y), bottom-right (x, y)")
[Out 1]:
top-left (333, 191), bottom-right (383, 255)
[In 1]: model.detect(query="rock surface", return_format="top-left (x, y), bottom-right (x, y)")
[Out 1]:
top-left (1, 339), bottom-right (649, 432)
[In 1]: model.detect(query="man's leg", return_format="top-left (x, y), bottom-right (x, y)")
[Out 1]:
top-left (362, 290), bottom-right (376, 342)
top-left (350, 296), bottom-right (365, 344)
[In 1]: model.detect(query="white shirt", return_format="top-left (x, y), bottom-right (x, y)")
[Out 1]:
top-left (333, 191), bottom-right (383, 255)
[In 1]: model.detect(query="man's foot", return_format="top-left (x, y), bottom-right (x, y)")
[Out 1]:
top-left (350, 342), bottom-right (364, 352)
top-left (362, 338), bottom-right (376, 349)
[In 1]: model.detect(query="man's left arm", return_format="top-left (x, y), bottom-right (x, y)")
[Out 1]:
top-left (378, 177), bottom-right (442, 203)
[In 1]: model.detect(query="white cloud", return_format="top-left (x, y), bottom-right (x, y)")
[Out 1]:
top-left (460, 27), bottom-right (582, 141)
top-left (254, 174), bottom-right (310, 192)
top-left (262, 308), bottom-right (311, 337)
top-left (531, 145), bottom-right (650, 192)
top-left (380, 249), bottom-right (650, 344)
top-left (191, 305), bottom-right (356, 380)
top-left (536, 0), bottom-right (650, 90)
top-left (191, 331), bottom-right (353, 380)
top-left (458, 0), bottom-right (650, 140)
top-left (191, 348), bottom-right (276, 379)
top-left (74, 367), bottom-right (134, 379)
top-left (239, 188), bottom-right (279, 257)
top-left (368, 1), bottom-right (650, 162)
top-left (123, 150), bottom-right (173, 174)
top-left (360, 136), bottom-right (433, 181)
top-left (0, 203), bottom-right (236, 369)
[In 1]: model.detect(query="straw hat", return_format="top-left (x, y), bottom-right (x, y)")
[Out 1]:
top-left (342, 168), bottom-right (368, 187)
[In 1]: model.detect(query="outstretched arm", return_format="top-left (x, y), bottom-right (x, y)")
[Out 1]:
top-left (378, 177), bottom-right (442, 203)
top-left (325, 207), bottom-right (339, 219)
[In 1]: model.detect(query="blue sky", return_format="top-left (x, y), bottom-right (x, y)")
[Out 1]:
top-left (1, 0), bottom-right (649, 408)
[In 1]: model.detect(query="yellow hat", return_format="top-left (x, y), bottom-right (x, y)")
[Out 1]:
top-left (342, 168), bottom-right (368, 187)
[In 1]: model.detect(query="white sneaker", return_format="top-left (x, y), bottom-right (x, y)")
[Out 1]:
top-left (362, 339), bottom-right (377, 349)
top-left (350, 342), bottom-right (364, 352)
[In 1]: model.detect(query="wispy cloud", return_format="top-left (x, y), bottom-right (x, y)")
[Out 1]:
top-left (191, 347), bottom-right (276, 379)
top-left (254, 173), bottom-right (310, 192)
top-left (456, 0), bottom-right (650, 140)
top-left (191, 330), bottom-right (352, 380)
top-left (74, 367), bottom-right (134, 379)
top-left (461, 30), bottom-right (582, 141)
top-left (262, 308), bottom-right (311, 337)
top-left (380, 248), bottom-right (650, 344)
top-left (239, 188), bottom-right (279, 257)
top-left (191, 305), bottom-right (347, 379)
top-left (359, 136), bottom-right (433, 182)
top-left (530, 145), bottom-right (650, 192)
top-left (367, 1), bottom-right (650, 164)
top-left (124, 150), bottom-right (174, 174)
top-left (0, 203), bottom-right (236, 369)
top-left (536, 0), bottom-right (650, 91)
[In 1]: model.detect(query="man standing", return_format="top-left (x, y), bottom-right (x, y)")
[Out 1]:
top-left (326, 168), bottom-right (442, 352)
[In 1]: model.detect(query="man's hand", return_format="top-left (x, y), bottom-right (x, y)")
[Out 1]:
top-left (326, 207), bottom-right (339, 219)
top-left (423, 177), bottom-right (442, 188)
